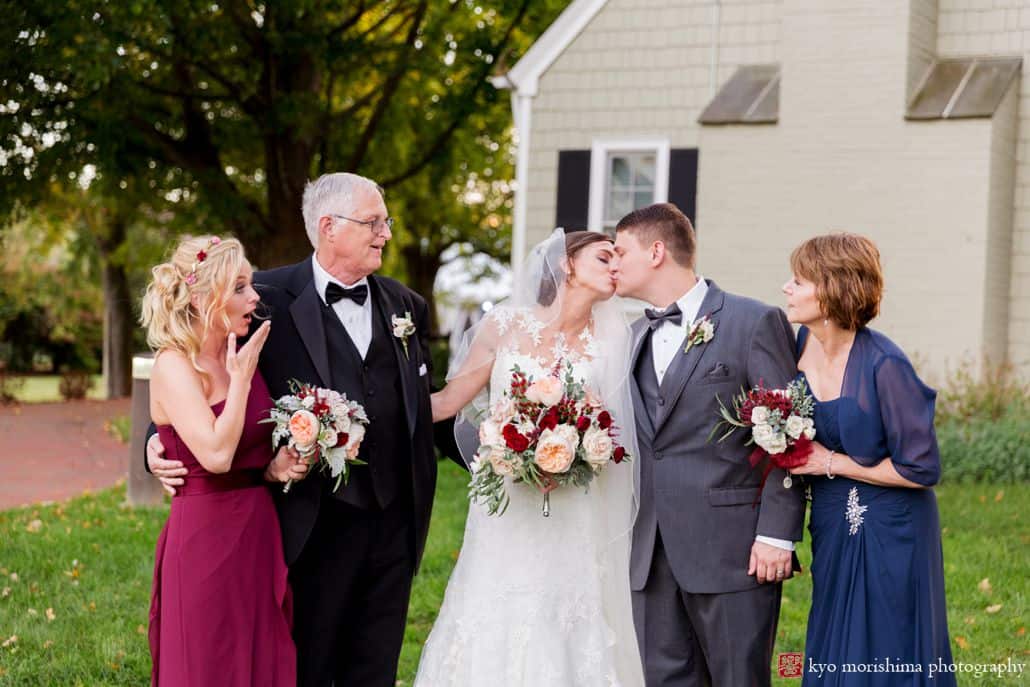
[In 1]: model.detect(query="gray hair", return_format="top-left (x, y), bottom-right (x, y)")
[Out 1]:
top-left (301, 172), bottom-right (383, 249)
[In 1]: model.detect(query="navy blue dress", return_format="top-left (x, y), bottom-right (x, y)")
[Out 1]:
top-left (798, 327), bottom-right (955, 686)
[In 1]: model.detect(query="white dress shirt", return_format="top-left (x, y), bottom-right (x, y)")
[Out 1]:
top-left (649, 277), bottom-right (795, 553)
top-left (311, 255), bottom-right (373, 359)
top-left (650, 277), bottom-right (708, 385)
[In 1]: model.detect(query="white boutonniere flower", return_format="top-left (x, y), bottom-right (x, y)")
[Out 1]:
top-left (683, 314), bottom-right (716, 353)
top-left (392, 311), bottom-right (416, 359)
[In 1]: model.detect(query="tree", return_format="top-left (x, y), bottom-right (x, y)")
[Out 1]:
top-left (1, 0), bottom-right (566, 274)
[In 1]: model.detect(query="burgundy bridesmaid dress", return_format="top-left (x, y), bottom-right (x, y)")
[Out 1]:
top-left (149, 372), bottom-right (295, 686)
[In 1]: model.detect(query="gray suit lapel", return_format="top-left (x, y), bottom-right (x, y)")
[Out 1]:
top-left (654, 283), bottom-right (726, 433)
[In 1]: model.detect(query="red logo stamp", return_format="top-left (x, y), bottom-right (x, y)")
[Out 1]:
top-left (778, 652), bottom-right (804, 678)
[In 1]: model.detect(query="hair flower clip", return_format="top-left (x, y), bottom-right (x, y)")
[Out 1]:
top-left (185, 236), bottom-right (222, 286)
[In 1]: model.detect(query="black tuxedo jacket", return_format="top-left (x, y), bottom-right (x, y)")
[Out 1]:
top-left (255, 259), bottom-right (443, 569)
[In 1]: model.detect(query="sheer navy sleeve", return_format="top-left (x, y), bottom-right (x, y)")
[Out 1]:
top-left (873, 354), bottom-right (941, 486)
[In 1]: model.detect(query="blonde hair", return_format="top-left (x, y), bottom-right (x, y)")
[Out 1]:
top-left (140, 235), bottom-right (249, 383)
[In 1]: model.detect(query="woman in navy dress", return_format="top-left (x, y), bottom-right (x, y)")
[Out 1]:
top-left (782, 233), bottom-right (955, 686)
top-left (141, 235), bottom-right (308, 686)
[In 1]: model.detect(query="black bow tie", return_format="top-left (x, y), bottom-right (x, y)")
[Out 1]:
top-left (325, 282), bottom-right (368, 306)
top-left (644, 302), bottom-right (683, 330)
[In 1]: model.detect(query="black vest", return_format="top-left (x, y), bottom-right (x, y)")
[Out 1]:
top-left (320, 295), bottom-right (410, 510)
top-left (633, 330), bottom-right (663, 427)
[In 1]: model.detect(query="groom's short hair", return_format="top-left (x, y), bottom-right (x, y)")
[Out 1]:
top-left (615, 203), bottom-right (696, 268)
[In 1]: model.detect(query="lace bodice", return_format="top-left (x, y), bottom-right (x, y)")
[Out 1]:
top-left (486, 306), bottom-right (602, 408)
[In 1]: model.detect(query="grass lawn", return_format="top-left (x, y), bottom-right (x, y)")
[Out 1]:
top-left (4, 375), bottom-right (107, 403)
top-left (0, 462), bottom-right (1026, 685)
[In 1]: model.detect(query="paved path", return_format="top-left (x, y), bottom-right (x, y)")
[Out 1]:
top-left (0, 399), bottom-right (131, 510)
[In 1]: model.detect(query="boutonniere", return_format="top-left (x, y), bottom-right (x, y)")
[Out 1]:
top-left (684, 315), bottom-right (716, 353)
top-left (392, 311), bottom-right (416, 359)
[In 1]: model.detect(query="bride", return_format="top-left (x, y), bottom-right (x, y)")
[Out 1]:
top-left (414, 229), bottom-right (644, 686)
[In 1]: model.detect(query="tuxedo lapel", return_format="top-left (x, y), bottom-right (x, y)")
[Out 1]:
top-left (654, 282), bottom-right (726, 433)
top-left (629, 321), bottom-right (656, 441)
top-left (288, 266), bottom-right (331, 388)
top-left (370, 276), bottom-right (418, 437)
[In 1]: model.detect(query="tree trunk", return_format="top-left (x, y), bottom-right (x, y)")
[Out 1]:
top-left (100, 212), bottom-right (134, 397)
top-left (402, 245), bottom-right (442, 336)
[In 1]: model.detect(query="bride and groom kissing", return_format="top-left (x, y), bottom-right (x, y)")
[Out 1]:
top-left (143, 171), bottom-right (801, 687)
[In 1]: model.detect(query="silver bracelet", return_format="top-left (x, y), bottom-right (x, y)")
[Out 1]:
top-left (826, 450), bottom-right (836, 479)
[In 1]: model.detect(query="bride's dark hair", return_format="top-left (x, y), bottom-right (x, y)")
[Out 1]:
top-left (537, 230), bottom-right (613, 306)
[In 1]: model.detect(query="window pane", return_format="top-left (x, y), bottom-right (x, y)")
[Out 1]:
top-left (633, 155), bottom-right (656, 187)
top-left (606, 190), bottom-right (632, 221)
top-left (610, 156), bottom-right (631, 186)
top-left (634, 190), bottom-right (654, 210)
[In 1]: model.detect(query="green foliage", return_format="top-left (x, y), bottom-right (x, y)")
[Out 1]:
top-left (934, 358), bottom-right (1030, 484)
top-left (58, 369), bottom-right (95, 401)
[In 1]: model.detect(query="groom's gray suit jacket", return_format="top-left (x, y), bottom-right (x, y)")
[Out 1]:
top-left (629, 280), bottom-right (806, 593)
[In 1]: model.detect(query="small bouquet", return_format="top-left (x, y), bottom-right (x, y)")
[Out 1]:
top-left (469, 362), bottom-right (630, 517)
top-left (710, 378), bottom-right (816, 498)
top-left (262, 380), bottom-right (369, 493)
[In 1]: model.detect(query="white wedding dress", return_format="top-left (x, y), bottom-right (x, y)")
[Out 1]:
top-left (414, 307), bottom-right (644, 687)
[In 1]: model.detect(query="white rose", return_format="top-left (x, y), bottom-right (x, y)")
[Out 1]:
top-left (333, 410), bottom-right (353, 434)
top-left (319, 427), bottom-right (338, 447)
top-left (301, 395), bottom-right (315, 409)
top-left (784, 415), bottom-right (805, 440)
top-left (700, 320), bottom-right (715, 342)
top-left (581, 425), bottom-right (614, 470)
top-left (764, 432), bottom-right (788, 455)
top-left (345, 422), bottom-right (366, 449)
top-left (487, 446), bottom-right (516, 477)
top-left (802, 418), bottom-right (816, 440)
top-left (479, 418), bottom-right (503, 447)
top-left (752, 422), bottom-right (774, 446)
top-left (750, 406), bottom-right (770, 425)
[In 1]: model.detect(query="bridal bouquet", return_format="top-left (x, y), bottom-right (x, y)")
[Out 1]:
top-left (469, 362), bottom-right (630, 517)
top-left (262, 380), bottom-right (369, 493)
top-left (710, 379), bottom-right (816, 497)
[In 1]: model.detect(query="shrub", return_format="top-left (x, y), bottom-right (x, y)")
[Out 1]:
top-left (59, 369), bottom-right (95, 400)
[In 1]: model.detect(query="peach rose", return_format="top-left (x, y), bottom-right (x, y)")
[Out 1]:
top-left (581, 425), bottom-right (613, 469)
top-left (487, 446), bottom-right (516, 477)
top-left (525, 376), bottom-right (564, 407)
top-left (344, 423), bottom-right (366, 459)
top-left (479, 418), bottom-right (503, 447)
top-left (534, 425), bottom-right (579, 474)
top-left (289, 409), bottom-right (319, 451)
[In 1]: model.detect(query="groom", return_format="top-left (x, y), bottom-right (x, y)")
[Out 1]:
top-left (148, 173), bottom-right (451, 687)
top-left (612, 203), bottom-right (805, 686)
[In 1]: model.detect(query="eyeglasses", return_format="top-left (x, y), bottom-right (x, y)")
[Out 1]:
top-left (330, 214), bottom-right (395, 234)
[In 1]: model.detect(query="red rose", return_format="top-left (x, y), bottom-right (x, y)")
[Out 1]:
top-left (576, 416), bottom-right (591, 432)
top-left (613, 446), bottom-right (626, 463)
top-left (597, 411), bottom-right (612, 430)
top-left (196, 250), bottom-right (207, 262)
top-left (334, 432), bottom-right (350, 448)
top-left (502, 424), bottom-right (530, 452)
top-left (538, 408), bottom-right (559, 431)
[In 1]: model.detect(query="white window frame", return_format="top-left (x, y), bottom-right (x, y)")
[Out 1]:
top-left (587, 138), bottom-right (670, 233)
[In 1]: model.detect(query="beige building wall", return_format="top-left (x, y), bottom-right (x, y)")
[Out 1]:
top-left (937, 0), bottom-right (1029, 368)
top-left (518, 0), bottom-right (1025, 372)
top-left (526, 0), bottom-right (782, 247)
top-left (699, 0), bottom-right (998, 372)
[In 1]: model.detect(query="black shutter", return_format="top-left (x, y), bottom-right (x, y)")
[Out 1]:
top-left (668, 148), bottom-right (699, 226)
top-left (555, 150), bottom-right (591, 231)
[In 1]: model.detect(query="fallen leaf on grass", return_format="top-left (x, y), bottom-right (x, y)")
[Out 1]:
top-left (955, 636), bottom-right (970, 650)
top-left (9, 573), bottom-right (18, 583)
top-left (994, 490), bottom-right (1004, 502)
top-left (25, 519), bottom-right (42, 533)
top-left (1, 587), bottom-right (9, 598)
top-left (136, 625), bottom-right (146, 635)
top-left (964, 616), bottom-right (976, 625)
top-left (978, 495), bottom-right (986, 503)
top-left (1017, 627), bottom-right (1026, 637)
top-left (978, 578), bottom-right (992, 594)
top-left (42, 640), bottom-right (53, 649)
top-left (986, 604), bottom-right (1003, 614)
top-left (26, 608), bottom-right (37, 616)
top-left (45, 607), bottom-right (55, 621)
top-left (1, 635), bottom-right (15, 648)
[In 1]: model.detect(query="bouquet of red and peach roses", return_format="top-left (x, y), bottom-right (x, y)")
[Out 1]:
top-left (262, 380), bottom-right (369, 493)
top-left (469, 362), bottom-right (630, 517)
